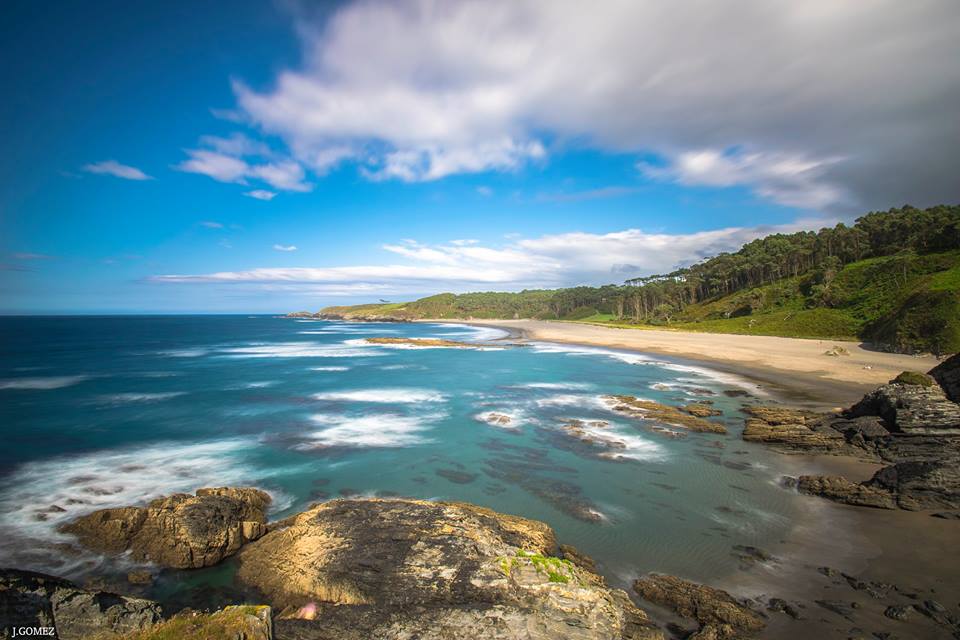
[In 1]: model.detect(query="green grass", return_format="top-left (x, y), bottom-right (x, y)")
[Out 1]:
top-left (318, 250), bottom-right (960, 354)
top-left (499, 550), bottom-right (576, 584)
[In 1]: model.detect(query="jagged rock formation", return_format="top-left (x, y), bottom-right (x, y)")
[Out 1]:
top-left (930, 353), bottom-right (960, 403)
top-left (236, 498), bottom-right (663, 640)
top-left (60, 487), bottom-right (271, 569)
top-left (0, 569), bottom-right (162, 640)
top-left (633, 573), bottom-right (765, 640)
top-left (746, 362), bottom-right (960, 511)
top-left (604, 396), bottom-right (727, 434)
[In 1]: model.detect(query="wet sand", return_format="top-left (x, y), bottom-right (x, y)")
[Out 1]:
top-left (718, 454), bottom-right (960, 639)
top-left (457, 319), bottom-right (941, 409)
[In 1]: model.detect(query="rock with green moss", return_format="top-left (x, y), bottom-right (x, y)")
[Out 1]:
top-left (891, 370), bottom-right (936, 387)
top-left (101, 606), bottom-right (272, 640)
top-left (236, 498), bottom-right (663, 639)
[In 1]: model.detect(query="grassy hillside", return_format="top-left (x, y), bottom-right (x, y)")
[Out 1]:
top-left (317, 250), bottom-right (960, 354)
top-left (313, 205), bottom-right (960, 355)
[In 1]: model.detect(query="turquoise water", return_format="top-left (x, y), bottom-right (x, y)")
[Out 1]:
top-left (0, 315), bottom-right (798, 593)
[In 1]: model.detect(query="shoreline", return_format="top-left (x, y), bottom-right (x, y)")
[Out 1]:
top-left (432, 318), bottom-right (942, 409)
top-left (427, 317), bottom-right (960, 637)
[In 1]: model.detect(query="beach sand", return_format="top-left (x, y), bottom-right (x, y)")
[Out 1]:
top-left (463, 319), bottom-right (942, 408)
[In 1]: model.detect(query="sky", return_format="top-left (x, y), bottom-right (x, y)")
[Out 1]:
top-left (1, 0), bottom-right (958, 314)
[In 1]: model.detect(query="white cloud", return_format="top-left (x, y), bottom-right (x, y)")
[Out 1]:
top-left (152, 221), bottom-right (814, 292)
top-left (639, 149), bottom-right (849, 210)
top-left (217, 0), bottom-right (959, 209)
top-left (476, 186), bottom-right (493, 197)
top-left (175, 135), bottom-right (312, 192)
top-left (244, 190), bottom-right (278, 201)
top-left (200, 221), bottom-right (224, 228)
top-left (82, 160), bottom-right (152, 181)
top-left (12, 252), bottom-right (54, 260)
top-left (273, 244), bottom-right (298, 252)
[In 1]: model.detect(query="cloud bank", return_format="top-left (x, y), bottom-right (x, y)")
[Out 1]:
top-left (152, 221), bottom-right (813, 294)
top-left (194, 0), bottom-right (960, 211)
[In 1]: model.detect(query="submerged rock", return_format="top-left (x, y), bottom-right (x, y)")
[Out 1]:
top-left (604, 396), bottom-right (727, 433)
top-left (0, 569), bottom-right (162, 639)
top-left (236, 498), bottom-right (662, 639)
top-left (633, 573), bottom-right (765, 639)
top-left (682, 403), bottom-right (723, 417)
top-left (60, 487), bottom-right (271, 569)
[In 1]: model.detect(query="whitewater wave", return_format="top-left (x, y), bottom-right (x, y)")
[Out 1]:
top-left (96, 392), bottom-right (186, 405)
top-left (222, 342), bottom-right (384, 358)
top-left (528, 342), bottom-right (652, 365)
top-left (474, 410), bottom-right (526, 429)
top-left (310, 366), bottom-right (350, 372)
top-left (514, 381), bottom-right (593, 390)
top-left (555, 417), bottom-right (665, 462)
top-left (430, 324), bottom-right (510, 342)
top-left (0, 438), bottom-right (267, 576)
top-left (535, 394), bottom-right (609, 409)
top-left (302, 412), bottom-right (439, 448)
top-left (159, 348), bottom-right (208, 358)
top-left (0, 376), bottom-right (90, 390)
top-left (313, 388), bottom-right (446, 403)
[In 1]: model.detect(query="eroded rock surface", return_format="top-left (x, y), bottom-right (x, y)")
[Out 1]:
top-left (60, 487), bottom-right (271, 569)
top-left (930, 353), bottom-right (960, 403)
top-left (0, 569), bottom-right (162, 640)
top-left (236, 498), bottom-right (663, 640)
top-left (633, 573), bottom-right (765, 640)
top-left (605, 396), bottom-right (727, 434)
top-left (745, 363), bottom-right (960, 512)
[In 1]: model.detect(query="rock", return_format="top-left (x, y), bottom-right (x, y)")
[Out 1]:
top-left (884, 605), bottom-right (913, 621)
top-left (119, 605), bottom-right (274, 640)
top-left (0, 568), bottom-right (162, 639)
top-left (60, 487), bottom-right (271, 569)
top-left (683, 403), bottom-right (722, 417)
top-left (126, 571), bottom-right (153, 585)
top-left (236, 498), bottom-right (662, 640)
top-left (731, 545), bottom-right (776, 569)
top-left (824, 345), bottom-right (851, 357)
top-left (633, 573), bottom-right (765, 639)
top-left (766, 597), bottom-right (801, 619)
top-left (930, 353), bottom-right (960, 403)
top-left (741, 406), bottom-right (854, 453)
top-left (867, 461), bottom-right (960, 510)
top-left (814, 599), bottom-right (857, 620)
top-left (605, 396), bottom-right (727, 433)
top-left (931, 511), bottom-right (960, 519)
top-left (796, 475), bottom-right (897, 509)
top-left (847, 381), bottom-right (960, 435)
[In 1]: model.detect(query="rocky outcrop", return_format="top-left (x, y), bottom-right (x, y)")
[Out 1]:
top-left (633, 573), bottom-right (765, 640)
top-left (110, 605), bottom-right (273, 640)
top-left (748, 361), bottom-right (960, 512)
top-left (236, 498), bottom-right (663, 640)
top-left (605, 396), bottom-right (727, 434)
top-left (0, 569), bottom-right (162, 639)
top-left (741, 406), bottom-right (855, 453)
top-left (848, 377), bottom-right (960, 435)
top-left (795, 475), bottom-right (897, 509)
top-left (60, 487), bottom-right (271, 569)
top-left (930, 353), bottom-right (960, 403)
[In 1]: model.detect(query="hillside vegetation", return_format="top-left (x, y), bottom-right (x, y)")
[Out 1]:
top-left (315, 205), bottom-right (960, 355)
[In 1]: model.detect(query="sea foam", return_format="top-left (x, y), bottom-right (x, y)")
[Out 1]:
top-left (313, 388), bottom-right (446, 403)
top-left (0, 376), bottom-right (90, 390)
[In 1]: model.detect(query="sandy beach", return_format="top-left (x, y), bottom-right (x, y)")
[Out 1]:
top-left (463, 319), bottom-right (942, 408)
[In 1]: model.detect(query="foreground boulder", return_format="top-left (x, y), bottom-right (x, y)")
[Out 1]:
top-left (633, 574), bottom-right (765, 639)
top-left (60, 487), bottom-right (271, 569)
top-left (0, 569), bottom-right (162, 639)
top-left (929, 352), bottom-right (960, 404)
top-left (236, 498), bottom-right (663, 640)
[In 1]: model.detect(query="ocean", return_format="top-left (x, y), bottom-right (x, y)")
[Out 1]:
top-left (0, 315), bottom-right (803, 603)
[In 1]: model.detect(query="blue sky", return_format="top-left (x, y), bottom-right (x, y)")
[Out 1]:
top-left (2, 1), bottom-right (957, 313)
